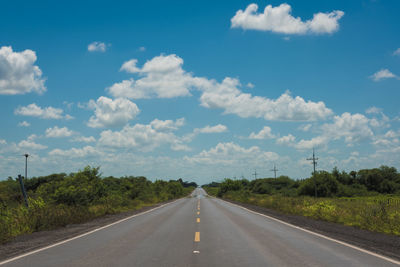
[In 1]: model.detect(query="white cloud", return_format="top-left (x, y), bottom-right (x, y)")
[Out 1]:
top-left (98, 118), bottom-right (188, 152)
top-left (0, 139), bottom-right (6, 145)
top-left (150, 118), bottom-right (185, 131)
top-left (87, 96), bottom-right (140, 128)
top-left (72, 136), bottom-right (96, 143)
top-left (200, 81), bottom-right (332, 121)
top-left (231, 3), bottom-right (344, 35)
top-left (366, 106), bottom-right (382, 114)
top-left (249, 126), bottom-right (275, 139)
top-left (109, 54), bottom-right (201, 99)
top-left (393, 48), bottom-right (400, 56)
top-left (246, 82), bottom-right (254, 88)
top-left (45, 126), bottom-right (74, 138)
top-left (111, 54), bottom-right (332, 122)
top-left (184, 142), bottom-right (279, 166)
top-left (18, 140), bottom-right (47, 150)
top-left (298, 124), bottom-right (312, 132)
top-left (88, 42), bottom-right (108, 52)
top-left (14, 103), bottom-right (70, 119)
top-left (18, 121), bottom-right (30, 127)
top-left (120, 59), bottom-right (140, 73)
top-left (195, 124), bottom-right (228, 134)
top-left (277, 113), bottom-right (375, 150)
top-left (138, 46), bottom-right (146, 52)
top-left (370, 69), bottom-right (398, 81)
top-left (276, 134), bottom-right (296, 145)
top-left (322, 113), bottom-right (374, 143)
top-left (295, 136), bottom-right (327, 150)
top-left (49, 146), bottom-right (101, 158)
top-left (0, 46), bottom-right (46, 95)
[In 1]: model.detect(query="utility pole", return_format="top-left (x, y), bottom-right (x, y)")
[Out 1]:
top-left (18, 174), bottom-right (29, 207)
top-left (307, 149), bottom-right (319, 197)
top-left (252, 169), bottom-right (258, 179)
top-left (270, 164), bottom-right (279, 179)
top-left (24, 154), bottom-right (29, 180)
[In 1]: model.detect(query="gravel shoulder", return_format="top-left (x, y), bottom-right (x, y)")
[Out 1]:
top-left (221, 198), bottom-right (400, 261)
top-left (0, 199), bottom-right (180, 262)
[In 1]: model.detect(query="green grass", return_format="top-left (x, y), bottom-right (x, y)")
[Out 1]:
top-left (0, 187), bottom-right (194, 244)
top-left (204, 187), bottom-right (400, 236)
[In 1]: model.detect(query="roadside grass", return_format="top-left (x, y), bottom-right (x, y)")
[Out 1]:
top-left (204, 188), bottom-right (400, 236)
top-left (0, 187), bottom-right (194, 244)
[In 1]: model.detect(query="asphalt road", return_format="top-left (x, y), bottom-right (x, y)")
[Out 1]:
top-left (1, 188), bottom-right (399, 267)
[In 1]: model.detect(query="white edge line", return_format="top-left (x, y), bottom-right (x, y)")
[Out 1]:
top-left (0, 198), bottom-right (183, 265)
top-left (215, 197), bottom-right (400, 266)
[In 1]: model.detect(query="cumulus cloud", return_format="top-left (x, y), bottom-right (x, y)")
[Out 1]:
top-left (49, 146), bottom-right (101, 158)
top-left (280, 113), bottom-right (375, 150)
top-left (195, 124), bottom-right (228, 134)
top-left (366, 106), bottom-right (382, 114)
top-left (200, 81), bottom-right (332, 121)
top-left (111, 54), bottom-right (331, 121)
top-left (276, 134), bottom-right (296, 145)
top-left (231, 3), bottom-right (344, 35)
top-left (72, 136), bottom-right (96, 143)
top-left (370, 69), bottom-right (398, 81)
top-left (88, 42), bottom-right (108, 52)
top-left (184, 142), bottom-right (279, 166)
top-left (18, 121), bottom-right (30, 127)
top-left (45, 126), bottom-right (74, 138)
top-left (18, 140), bottom-right (47, 150)
top-left (0, 46), bottom-right (46, 95)
top-left (322, 113), bottom-right (374, 143)
top-left (393, 48), bottom-right (400, 56)
top-left (150, 118), bottom-right (185, 131)
top-left (249, 126), bottom-right (275, 139)
top-left (298, 124), bottom-right (312, 132)
top-left (14, 103), bottom-right (71, 119)
top-left (98, 118), bottom-right (188, 152)
top-left (87, 96), bottom-right (140, 128)
top-left (109, 54), bottom-right (201, 99)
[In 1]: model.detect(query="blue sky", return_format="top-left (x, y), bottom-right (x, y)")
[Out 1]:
top-left (1, 0), bottom-right (400, 184)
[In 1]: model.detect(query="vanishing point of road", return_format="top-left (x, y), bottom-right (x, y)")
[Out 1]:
top-left (1, 188), bottom-right (399, 267)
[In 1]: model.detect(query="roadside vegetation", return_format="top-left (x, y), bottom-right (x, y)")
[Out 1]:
top-left (203, 166), bottom-right (400, 236)
top-left (0, 166), bottom-right (196, 244)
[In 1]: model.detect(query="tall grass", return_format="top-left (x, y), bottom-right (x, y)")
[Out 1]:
top-left (0, 187), bottom-right (193, 244)
top-left (206, 188), bottom-right (400, 236)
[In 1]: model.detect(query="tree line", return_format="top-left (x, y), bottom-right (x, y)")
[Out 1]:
top-left (203, 165), bottom-right (400, 198)
top-left (0, 166), bottom-right (196, 243)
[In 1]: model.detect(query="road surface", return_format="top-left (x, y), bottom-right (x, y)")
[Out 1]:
top-left (1, 188), bottom-right (399, 266)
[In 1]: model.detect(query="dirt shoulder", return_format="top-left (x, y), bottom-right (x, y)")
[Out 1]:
top-left (221, 198), bottom-right (400, 261)
top-left (0, 199), bottom-right (180, 262)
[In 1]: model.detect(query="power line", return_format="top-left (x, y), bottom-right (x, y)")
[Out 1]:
top-left (252, 169), bottom-right (258, 179)
top-left (306, 148), bottom-right (319, 197)
top-left (306, 148), bottom-right (318, 175)
top-left (270, 164), bottom-right (279, 179)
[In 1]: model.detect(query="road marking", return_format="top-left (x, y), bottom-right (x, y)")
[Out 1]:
top-left (194, 232), bottom-right (200, 242)
top-left (193, 250), bottom-right (200, 254)
top-left (218, 198), bottom-right (400, 266)
top-left (0, 198), bottom-right (184, 266)
top-left (197, 211), bottom-right (200, 215)
top-left (197, 206), bottom-right (200, 210)
top-left (197, 218), bottom-right (200, 223)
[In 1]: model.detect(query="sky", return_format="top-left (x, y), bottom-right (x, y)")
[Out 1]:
top-left (0, 0), bottom-right (400, 184)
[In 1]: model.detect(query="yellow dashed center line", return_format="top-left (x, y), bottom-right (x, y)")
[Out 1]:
top-left (197, 211), bottom-right (200, 215)
top-left (194, 232), bottom-right (200, 242)
top-left (197, 218), bottom-right (200, 223)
